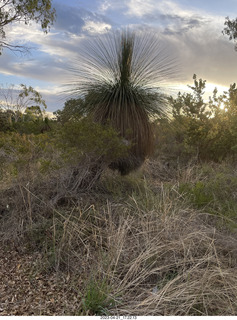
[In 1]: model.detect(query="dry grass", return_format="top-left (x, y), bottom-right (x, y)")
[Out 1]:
top-left (1, 160), bottom-right (237, 315)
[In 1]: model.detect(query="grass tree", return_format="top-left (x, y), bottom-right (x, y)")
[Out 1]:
top-left (68, 29), bottom-right (177, 175)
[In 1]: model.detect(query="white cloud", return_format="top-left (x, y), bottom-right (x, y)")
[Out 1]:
top-left (99, 0), bottom-right (112, 13)
top-left (119, 0), bottom-right (237, 88)
top-left (153, 0), bottom-right (201, 18)
top-left (126, 0), bottom-right (158, 17)
top-left (82, 20), bottom-right (111, 34)
top-left (165, 15), bottom-right (237, 87)
top-left (126, 0), bottom-right (203, 20)
top-left (1, 0), bottom-right (237, 112)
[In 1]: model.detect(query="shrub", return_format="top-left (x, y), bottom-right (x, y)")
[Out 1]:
top-left (56, 118), bottom-right (129, 165)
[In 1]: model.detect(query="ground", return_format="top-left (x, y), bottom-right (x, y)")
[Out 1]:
top-left (0, 247), bottom-right (83, 316)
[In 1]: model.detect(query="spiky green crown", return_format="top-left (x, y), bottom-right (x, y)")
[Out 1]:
top-left (66, 30), bottom-right (178, 167)
top-left (68, 30), bottom-right (177, 117)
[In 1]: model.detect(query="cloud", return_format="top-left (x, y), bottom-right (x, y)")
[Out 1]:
top-left (82, 20), bottom-right (111, 34)
top-left (4, 2), bottom-right (113, 58)
top-left (159, 14), bottom-right (209, 35)
top-left (164, 15), bottom-right (237, 88)
top-left (0, 45), bottom-right (68, 83)
top-left (124, 0), bottom-right (210, 35)
top-left (126, 0), bottom-right (199, 20)
top-left (53, 4), bottom-right (85, 35)
top-left (53, 3), bottom-right (112, 35)
top-left (0, 2), bottom-right (114, 85)
top-left (126, 0), bottom-right (158, 18)
top-left (120, 0), bottom-right (237, 87)
top-left (98, 0), bottom-right (112, 13)
top-left (1, 0), bottom-right (237, 112)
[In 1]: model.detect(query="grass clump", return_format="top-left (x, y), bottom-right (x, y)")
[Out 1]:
top-left (176, 162), bottom-right (237, 226)
top-left (81, 277), bottom-right (115, 315)
top-left (179, 181), bottom-right (214, 208)
top-left (2, 155), bottom-right (237, 315)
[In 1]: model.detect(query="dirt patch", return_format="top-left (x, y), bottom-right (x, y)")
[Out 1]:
top-left (0, 247), bottom-right (83, 315)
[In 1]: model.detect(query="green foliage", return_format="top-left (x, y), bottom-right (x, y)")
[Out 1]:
top-left (171, 74), bottom-right (211, 120)
top-left (19, 84), bottom-right (47, 110)
top-left (82, 278), bottom-right (114, 315)
top-left (0, 83), bottom-right (50, 134)
top-left (13, 116), bottom-right (52, 135)
top-left (0, 83), bottom-right (47, 116)
top-left (0, 116), bottom-right (129, 187)
top-left (0, 131), bottom-right (53, 181)
top-left (178, 164), bottom-right (237, 225)
top-left (223, 16), bottom-right (237, 49)
top-left (56, 118), bottom-right (129, 164)
top-left (0, 110), bottom-right (12, 132)
top-left (179, 181), bottom-right (214, 208)
top-left (156, 75), bottom-right (237, 163)
top-left (54, 98), bottom-right (86, 124)
top-left (0, 0), bottom-right (56, 54)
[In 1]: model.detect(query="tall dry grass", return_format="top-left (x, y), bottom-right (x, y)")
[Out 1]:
top-left (1, 160), bottom-right (237, 315)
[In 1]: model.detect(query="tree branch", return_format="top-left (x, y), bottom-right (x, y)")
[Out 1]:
top-left (0, 40), bottom-right (32, 55)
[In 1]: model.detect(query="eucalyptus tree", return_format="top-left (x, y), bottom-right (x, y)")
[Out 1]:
top-left (0, 0), bottom-right (56, 54)
top-left (68, 29), bottom-right (177, 175)
top-left (223, 16), bottom-right (237, 50)
top-left (0, 83), bottom-right (47, 122)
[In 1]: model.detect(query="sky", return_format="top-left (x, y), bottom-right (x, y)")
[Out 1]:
top-left (1, 0), bottom-right (237, 113)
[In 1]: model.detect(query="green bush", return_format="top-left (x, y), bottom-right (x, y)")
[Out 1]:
top-left (55, 118), bottom-right (129, 165)
top-left (179, 181), bottom-right (214, 208)
top-left (154, 75), bottom-right (237, 163)
top-left (0, 131), bottom-right (55, 182)
top-left (178, 165), bottom-right (237, 225)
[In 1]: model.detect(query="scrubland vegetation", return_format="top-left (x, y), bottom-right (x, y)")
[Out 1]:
top-left (1, 73), bottom-right (237, 315)
top-left (1, 0), bottom-right (237, 315)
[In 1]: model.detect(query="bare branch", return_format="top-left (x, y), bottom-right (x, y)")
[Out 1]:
top-left (0, 40), bottom-right (32, 56)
